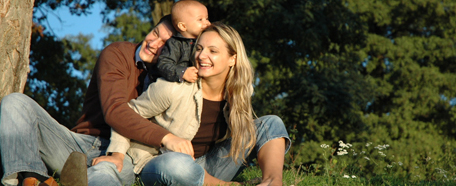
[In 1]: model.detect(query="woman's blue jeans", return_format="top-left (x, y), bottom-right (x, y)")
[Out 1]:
top-left (139, 115), bottom-right (291, 186)
top-left (0, 93), bottom-right (136, 186)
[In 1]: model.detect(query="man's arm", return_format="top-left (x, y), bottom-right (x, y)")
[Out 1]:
top-left (96, 43), bottom-right (170, 147)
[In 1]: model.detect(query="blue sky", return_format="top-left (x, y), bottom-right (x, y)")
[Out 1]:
top-left (44, 2), bottom-right (107, 50)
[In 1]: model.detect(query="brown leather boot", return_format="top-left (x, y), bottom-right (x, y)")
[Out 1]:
top-left (22, 177), bottom-right (58, 186)
top-left (59, 151), bottom-right (88, 186)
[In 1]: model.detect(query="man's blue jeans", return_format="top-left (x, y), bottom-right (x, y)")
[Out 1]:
top-left (0, 93), bottom-right (135, 186)
top-left (139, 115), bottom-right (291, 186)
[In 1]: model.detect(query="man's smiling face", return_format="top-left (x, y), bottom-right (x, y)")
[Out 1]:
top-left (139, 22), bottom-right (174, 63)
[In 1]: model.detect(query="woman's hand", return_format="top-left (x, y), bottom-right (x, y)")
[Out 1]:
top-left (92, 152), bottom-right (125, 172)
top-left (161, 133), bottom-right (195, 159)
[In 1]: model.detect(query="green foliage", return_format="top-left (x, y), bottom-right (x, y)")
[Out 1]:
top-left (26, 0), bottom-right (100, 128)
top-left (102, 9), bottom-right (152, 46)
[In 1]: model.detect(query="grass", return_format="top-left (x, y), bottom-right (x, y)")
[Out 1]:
top-left (231, 165), bottom-right (456, 186)
top-left (128, 165), bottom-right (456, 186)
top-left (48, 160), bottom-right (456, 186)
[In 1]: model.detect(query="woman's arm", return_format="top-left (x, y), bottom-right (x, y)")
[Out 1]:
top-left (92, 128), bottom-right (130, 172)
top-left (107, 128), bottom-right (131, 155)
top-left (128, 79), bottom-right (172, 119)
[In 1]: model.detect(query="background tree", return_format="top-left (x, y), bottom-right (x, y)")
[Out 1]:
top-left (346, 0), bottom-right (456, 179)
top-left (0, 0), bottom-right (35, 101)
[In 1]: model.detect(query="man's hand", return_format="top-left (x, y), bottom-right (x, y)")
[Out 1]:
top-left (161, 133), bottom-right (195, 159)
top-left (92, 152), bottom-right (125, 172)
top-left (183, 67), bottom-right (198, 83)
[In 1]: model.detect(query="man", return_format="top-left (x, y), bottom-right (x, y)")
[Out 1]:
top-left (0, 15), bottom-right (175, 186)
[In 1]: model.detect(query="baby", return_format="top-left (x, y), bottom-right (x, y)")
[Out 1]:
top-left (152, 0), bottom-right (211, 83)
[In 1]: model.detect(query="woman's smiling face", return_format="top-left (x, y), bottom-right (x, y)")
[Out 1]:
top-left (194, 31), bottom-right (235, 80)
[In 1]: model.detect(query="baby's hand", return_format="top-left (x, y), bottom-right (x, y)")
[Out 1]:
top-left (183, 67), bottom-right (198, 83)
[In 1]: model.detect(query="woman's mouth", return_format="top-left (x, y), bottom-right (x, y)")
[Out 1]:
top-left (199, 62), bottom-right (212, 68)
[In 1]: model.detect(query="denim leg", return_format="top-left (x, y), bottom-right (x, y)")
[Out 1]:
top-left (137, 115), bottom-right (290, 185)
top-left (87, 154), bottom-right (135, 186)
top-left (85, 137), bottom-right (136, 186)
top-left (0, 93), bottom-right (135, 186)
top-left (1, 93), bottom-right (83, 185)
top-left (199, 115), bottom-right (291, 181)
top-left (139, 152), bottom-right (205, 186)
top-left (252, 115), bottom-right (291, 155)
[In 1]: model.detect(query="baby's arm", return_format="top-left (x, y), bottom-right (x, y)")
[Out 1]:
top-left (157, 38), bottom-right (188, 82)
top-left (182, 66), bottom-right (198, 83)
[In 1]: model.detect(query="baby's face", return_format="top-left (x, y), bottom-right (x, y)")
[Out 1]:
top-left (182, 4), bottom-right (210, 38)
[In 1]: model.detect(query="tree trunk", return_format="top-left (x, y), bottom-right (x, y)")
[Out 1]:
top-left (0, 0), bottom-right (34, 101)
top-left (151, 0), bottom-right (173, 26)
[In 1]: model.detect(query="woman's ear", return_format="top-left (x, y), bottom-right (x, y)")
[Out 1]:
top-left (177, 22), bottom-right (187, 32)
top-left (229, 54), bottom-right (236, 67)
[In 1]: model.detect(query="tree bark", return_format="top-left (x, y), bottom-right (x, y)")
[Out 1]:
top-left (151, 0), bottom-right (173, 26)
top-left (0, 0), bottom-right (34, 101)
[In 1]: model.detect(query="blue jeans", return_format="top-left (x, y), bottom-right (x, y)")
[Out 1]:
top-left (0, 93), bottom-right (135, 186)
top-left (140, 115), bottom-right (291, 186)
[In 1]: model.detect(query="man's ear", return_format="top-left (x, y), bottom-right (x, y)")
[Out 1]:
top-left (177, 22), bottom-right (187, 32)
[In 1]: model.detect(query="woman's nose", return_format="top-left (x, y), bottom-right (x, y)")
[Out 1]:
top-left (197, 50), bottom-right (207, 60)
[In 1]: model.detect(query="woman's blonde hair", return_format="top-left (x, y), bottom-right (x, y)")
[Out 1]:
top-left (195, 22), bottom-right (256, 163)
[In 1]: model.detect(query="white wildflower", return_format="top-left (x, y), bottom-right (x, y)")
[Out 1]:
top-left (337, 149), bottom-right (348, 156)
top-left (364, 156), bottom-right (370, 161)
top-left (351, 175), bottom-right (357, 178)
top-left (366, 142), bottom-right (372, 147)
top-left (338, 140), bottom-right (352, 148)
top-left (387, 164), bottom-right (393, 168)
top-left (320, 144), bottom-right (329, 149)
top-left (374, 144), bottom-right (390, 150)
top-left (343, 174), bottom-right (350, 178)
top-left (398, 162), bottom-right (403, 166)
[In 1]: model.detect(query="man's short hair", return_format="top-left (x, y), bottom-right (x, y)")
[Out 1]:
top-left (156, 14), bottom-right (172, 26)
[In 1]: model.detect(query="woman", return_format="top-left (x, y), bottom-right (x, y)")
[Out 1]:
top-left (94, 22), bottom-right (291, 186)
